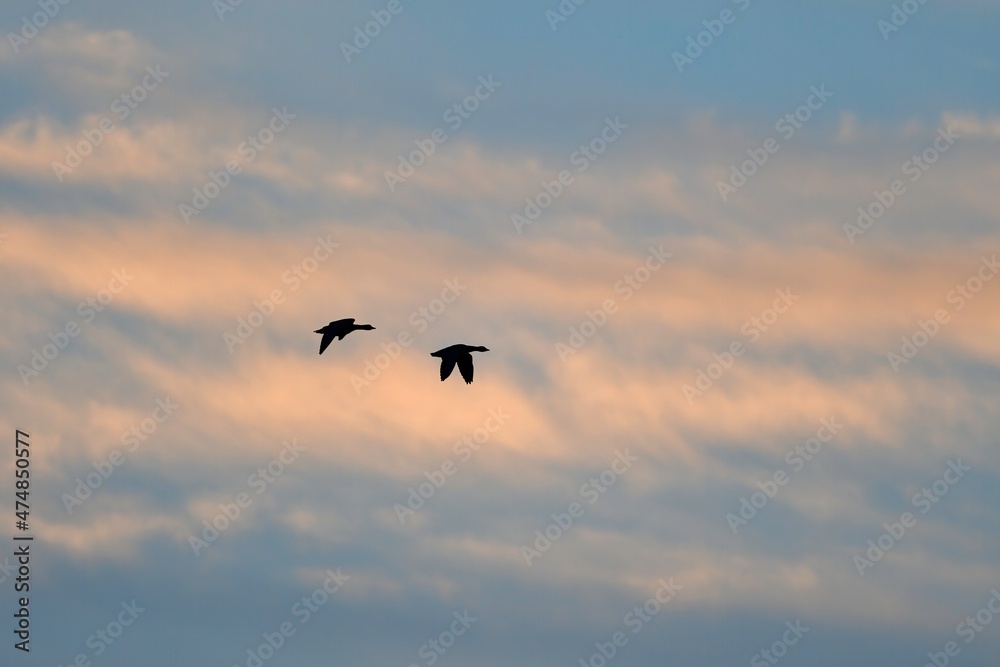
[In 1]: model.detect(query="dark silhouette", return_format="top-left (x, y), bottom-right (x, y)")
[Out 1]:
top-left (315, 318), bottom-right (375, 354)
top-left (430, 344), bottom-right (489, 384)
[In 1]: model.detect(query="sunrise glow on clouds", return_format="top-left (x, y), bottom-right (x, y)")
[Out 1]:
top-left (1, 2), bottom-right (998, 666)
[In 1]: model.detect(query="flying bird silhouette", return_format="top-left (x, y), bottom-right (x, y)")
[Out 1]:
top-left (430, 344), bottom-right (489, 384)
top-left (315, 318), bottom-right (375, 354)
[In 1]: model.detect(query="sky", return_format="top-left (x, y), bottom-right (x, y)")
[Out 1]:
top-left (1, 1), bottom-right (999, 665)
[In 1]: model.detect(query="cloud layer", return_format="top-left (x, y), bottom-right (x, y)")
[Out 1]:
top-left (1, 7), bottom-right (999, 667)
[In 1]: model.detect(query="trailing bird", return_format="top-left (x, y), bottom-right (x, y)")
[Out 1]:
top-left (430, 344), bottom-right (489, 384)
top-left (315, 318), bottom-right (375, 354)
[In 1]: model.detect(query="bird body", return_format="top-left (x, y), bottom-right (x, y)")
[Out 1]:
top-left (315, 318), bottom-right (375, 354)
top-left (430, 344), bottom-right (489, 384)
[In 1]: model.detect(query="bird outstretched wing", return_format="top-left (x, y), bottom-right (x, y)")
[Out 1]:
top-left (439, 356), bottom-right (457, 381)
top-left (457, 353), bottom-right (474, 384)
top-left (318, 330), bottom-right (336, 354)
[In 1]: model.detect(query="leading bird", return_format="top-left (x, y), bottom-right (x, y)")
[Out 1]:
top-left (430, 344), bottom-right (489, 384)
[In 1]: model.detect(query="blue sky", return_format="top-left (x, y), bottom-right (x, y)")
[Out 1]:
top-left (1, 1), bottom-right (999, 666)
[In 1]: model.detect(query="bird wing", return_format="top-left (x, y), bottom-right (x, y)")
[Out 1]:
top-left (318, 329), bottom-right (336, 354)
top-left (457, 353), bottom-right (474, 384)
top-left (439, 356), bottom-right (457, 381)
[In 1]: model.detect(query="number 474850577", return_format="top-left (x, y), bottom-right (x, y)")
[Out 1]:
top-left (15, 434), bottom-right (29, 521)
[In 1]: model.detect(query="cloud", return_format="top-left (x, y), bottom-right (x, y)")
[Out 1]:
top-left (1, 23), bottom-right (163, 107)
top-left (943, 111), bottom-right (1000, 139)
top-left (2, 23), bottom-right (999, 662)
top-left (3, 210), bottom-right (997, 631)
